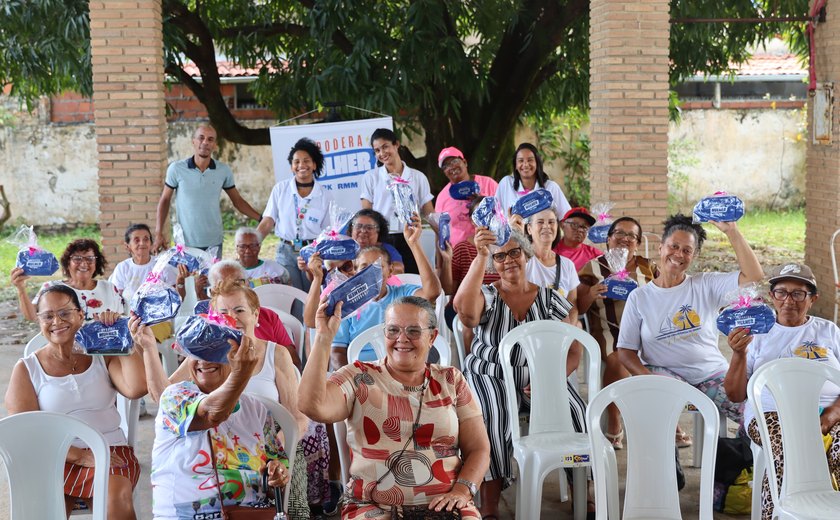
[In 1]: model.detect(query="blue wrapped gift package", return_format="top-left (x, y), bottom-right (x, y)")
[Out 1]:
top-left (299, 243), bottom-right (317, 263)
top-left (716, 304), bottom-right (775, 336)
top-left (438, 213), bottom-right (451, 250)
top-left (193, 299), bottom-right (210, 315)
top-left (316, 237), bottom-right (359, 261)
top-left (326, 260), bottom-right (383, 318)
top-left (693, 193), bottom-right (745, 223)
top-left (471, 196), bottom-right (511, 246)
top-left (167, 247), bottom-right (202, 272)
top-left (587, 202), bottom-right (614, 243)
top-left (16, 249), bottom-right (60, 276)
top-left (175, 314), bottom-right (243, 363)
top-left (604, 277), bottom-right (638, 300)
top-left (131, 285), bottom-right (181, 326)
top-left (449, 180), bottom-right (480, 201)
top-left (511, 189), bottom-right (553, 218)
top-left (75, 318), bottom-right (133, 355)
top-left (588, 225), bottom-right (610, 244)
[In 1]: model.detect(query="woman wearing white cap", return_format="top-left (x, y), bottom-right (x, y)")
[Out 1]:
top-left (724, 262), bottom-right (840, 520)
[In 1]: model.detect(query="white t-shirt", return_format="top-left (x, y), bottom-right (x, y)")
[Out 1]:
top-left (109, 256), bottom-right (178, 304)
top-left (151, 382), bottom-right (282, 520)
top-left (495, 176), bottom-right (572, 220)
top-left (745, 316), bottom-right (840, 426)
top-left (617, 271), bottom-right (740, 384)
top-left (34, 279), bottom-right (126, 322)
top-left (525, 255), bottom-right (579, 297)
top-left (243, 260), bottom-right (291, 287)
top-left (263, 178), bottom-right (334, 242)
top-left (360, 163), bottom-right (433, 233)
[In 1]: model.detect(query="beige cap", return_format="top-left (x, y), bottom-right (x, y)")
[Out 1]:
top-left (768, 263), bottom-right (817, 291)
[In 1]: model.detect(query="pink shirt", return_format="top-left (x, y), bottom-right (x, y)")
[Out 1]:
top-left (553, 241), bottom-right (604, 271)
top-left (434, 174), bottom-right (499, 246)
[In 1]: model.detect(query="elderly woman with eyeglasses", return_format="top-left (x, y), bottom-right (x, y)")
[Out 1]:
top-left (234, 227), bottom-right (291, 287)
top-left (454, 228), bottom-right (584, 519)
top-left (723, 263), bottom-right (840, 520)
top-left (11, 238), bottom-right (125, 325)
top-left (300, 296), bottom-right (490, 519)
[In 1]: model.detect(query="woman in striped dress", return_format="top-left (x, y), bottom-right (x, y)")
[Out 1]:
top-left (453, 229), bottom-right (583, 519)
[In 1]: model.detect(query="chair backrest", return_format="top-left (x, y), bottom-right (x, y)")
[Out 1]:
top-left (333, 420), bottom-right (351, 485)
top-left (0, 411), bottom-right (110, 520)
top-left (265, 306), bottom-right (306, 363)
top-left (831, 228), bottom-right (840, 324)
top-left (587, 376), bottom-right (719, 520)
top-left (748, 358), bottom-right (840, 503)
top-left (498, 320), bottom-right (601, 439)
top-left (347, 325), bottom-right (451, 366)
top-left (419, 228), bottom-right (437, 270)
top-left (22, 333), bottom-right (141, 448)
top-left (253, 284), bottom-right (308, 316)
top-left (452, 315), bottom-right (467, 369)
top-left (245, 394), bottom-right (300, 514)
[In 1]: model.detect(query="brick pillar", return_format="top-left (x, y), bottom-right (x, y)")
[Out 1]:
top-left (89, 2), bottom-right (166, 270)
top-left (805, 2), bottom-right (840, 319)
top-left (589, 0), bottom-right (670, 234)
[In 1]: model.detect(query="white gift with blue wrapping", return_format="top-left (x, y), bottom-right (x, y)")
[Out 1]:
top-left (449, 180), bottom-right (480, 201)
top-left (511, 189), bottom-right (553, 218)
top-left (75, 318), bottom-right (133, 355)
top-left (602, 247), bottom-right (638, 301)
top-left (325, 260), bottom-right (383, 319)
top-left (175, 313), bottom-right (243, 363)
top-left (692, 192), bottom-right (745, 223)
top-left (587, 202), bottom-right (614, 244)
top-left (8, 225), bottom-right (60, 276)
top-left (470, 196), bottom-right (511, 246)
top-left (130, 253), bottom-right (182, 325)
top-left (716, 285), bottom-right (775, 335)
top-left (387, 177), bottom-right (419, 225)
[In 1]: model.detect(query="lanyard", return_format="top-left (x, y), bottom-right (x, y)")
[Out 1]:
top-left (292, 193), bottom-right (312, 241)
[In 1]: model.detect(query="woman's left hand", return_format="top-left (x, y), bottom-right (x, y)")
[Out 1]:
top-left (821, 405), bottom-right (840, 435)
top-left (509, 213), bottom-right (525, 234)
top-left (266, 459), bottom-right (290, 488)
top-left (93, 310), bottom-right (120, 326)
top-left (428, 487), bottom-right (472, 512)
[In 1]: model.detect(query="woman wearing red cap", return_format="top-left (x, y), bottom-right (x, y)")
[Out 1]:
top-left (434, 147), bottom-right (499, 247)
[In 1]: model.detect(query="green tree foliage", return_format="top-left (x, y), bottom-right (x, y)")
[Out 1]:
top-left (0, 0), bottom-right (809, 188)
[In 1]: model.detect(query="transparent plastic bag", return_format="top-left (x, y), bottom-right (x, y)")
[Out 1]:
top-left (511, 189), bottom-right (553, 218)
top-left (130, 251), bottom-right (182, 325)
top-left (602, 247), bottom-right (638, 300)
top-left (166, 224), bottom-right (215, 272)
top-left (325, 259), bottom-right (383, 319)
top-left (387, 177), bottom-right (419, 226)
top-left (716, 283), bottom-right (776, 335)
top-left (302, 202), bottom-right (360, 262)
top-left (587, 202), bottom-right (614, 244)
top-left (8, 224), bottom-right (59, 276)
top-left (693, 191), bottom-right (745, 223)
top-left (471, 196), bottom-right (511, 246)
top-left (175, 311), bottom-right (243, 363)
top-left (75, 317), bottom-right (133, 356)
top-left (427, 212), bottom-right (451, 250)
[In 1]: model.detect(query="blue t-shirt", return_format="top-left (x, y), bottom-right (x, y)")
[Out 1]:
top-left (332, 284), bottom-right (420, 360)
top-left (165, 157), bottom-right (235, 248)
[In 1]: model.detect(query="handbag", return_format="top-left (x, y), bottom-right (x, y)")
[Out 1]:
top-left (208, 431), bottom-right (286, 520)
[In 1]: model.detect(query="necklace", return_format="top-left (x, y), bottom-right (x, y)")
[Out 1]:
top-left (51, 351), bottom-right (78, 373)
top-left (295, 180), bottom-right (315, 188)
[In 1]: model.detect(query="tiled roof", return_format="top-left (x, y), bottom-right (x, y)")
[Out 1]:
top-left (734, 53), bottom-right (807, 76)
top-left (180, 61), bottom-right (269, 78)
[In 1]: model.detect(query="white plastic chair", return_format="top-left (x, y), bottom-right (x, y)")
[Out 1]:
top-left (748, 358), bottom-right (840, 519)
top-left (245, 394), bottom-right (300, 515)
top-left (333, 420), bottom-right (351, 486)
top-left (751, 441), bottom-right (767, 520)
top-left (174, 276), bottom-right (198, 333)
top-left (452, 315), bottom-right (467, 369)
top-left (24, 333), bottom-right (142, 449)
top-left (831, 228), bottom-right (840, 325)
top-left (157, 336), bottom-right (181, 376)
top-left (498, 320), bottom-right (602, 520)
top-left (587, 375), bottom-right (720, 520)
top-left (419, 228), bottom-right (437, 270)
top-left (254, 284), bottom-right (308, 316)
top-left (0, 411), bottom-right (110, 520)
top-left (347, 325), bottom-right (451, 366)
top-left (642, 232), bottom-right (661, 260)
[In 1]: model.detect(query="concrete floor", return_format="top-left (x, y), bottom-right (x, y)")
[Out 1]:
top-left (0, 300), bottom-right (747, 519)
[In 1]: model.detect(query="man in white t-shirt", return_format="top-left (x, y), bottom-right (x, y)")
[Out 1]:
top-left (233, 227), bottom-right (290, 287)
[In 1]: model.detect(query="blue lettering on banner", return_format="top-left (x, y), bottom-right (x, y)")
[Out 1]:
top-left (337, 182), bottom-right (358, 189)
top-left (322, 149), bottom-right (375, 181)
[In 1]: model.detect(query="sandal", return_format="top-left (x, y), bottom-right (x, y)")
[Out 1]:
top-left (605, 429), bottom-right (624, 450)
top-left (676, 430), bottom-right (693, 448)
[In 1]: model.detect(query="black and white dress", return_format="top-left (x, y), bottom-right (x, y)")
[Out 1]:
top-left (463, 284), bottom-right (583, 485)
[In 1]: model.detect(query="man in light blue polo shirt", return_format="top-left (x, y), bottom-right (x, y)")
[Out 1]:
top-left (330, 218), bottom-right (441, 368)
top-left (153, 124), bottom-right (262, 255)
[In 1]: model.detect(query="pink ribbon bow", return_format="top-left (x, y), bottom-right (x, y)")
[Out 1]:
top-left (612, 268), bottom-right (629, 281)
top-left (206, 310), bottom-right (228, 326)
top-left (516, 189), bottom-right (532, 196)
top-left (714, 191), bottom-right (727, 196)
top-left (597, 212), bottom-right (612, 223)
top-left (390, 177), bottom-right (410, 185)
top-left (144, 272), bottom-right (162, 284)
top-left (325, 229), bottom-right (339, 240)
top-left (175, 244), bottom-right (185, 255)
top-left (733, 295), bottom-right (754, 309)
top-left (27, 246), bottom-right (38, 256)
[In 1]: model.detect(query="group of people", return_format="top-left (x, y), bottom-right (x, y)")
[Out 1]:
top-left (5, 122), bottom-right (840, 520)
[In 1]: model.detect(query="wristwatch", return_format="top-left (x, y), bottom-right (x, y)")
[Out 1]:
top-left (455, 478), bottom-right (478, 498)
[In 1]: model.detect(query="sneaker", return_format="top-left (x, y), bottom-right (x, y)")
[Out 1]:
top-left (322, 481), bottom-right (342, 516)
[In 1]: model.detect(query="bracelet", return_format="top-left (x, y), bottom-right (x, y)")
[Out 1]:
top-left (455, 478), bottom-right (478, 498)
top-left (176, 283), bottom-right (185, 289)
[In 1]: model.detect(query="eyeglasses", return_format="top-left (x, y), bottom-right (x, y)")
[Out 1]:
top-left (491, 247), bottom-right (523, 263)
top-left (37, 308), bottom-right (80, 323)
top-left (563, 222), bottom-right (590, 231)
top-left (70, 255), bottom-right (97, 264)
top-left (338, 261), bottom-right (354, 274)
top-left (236, 244), bottom-right (260, 251)
top-left (610, 230), bottom-right (640, 242)
top-left (354, 224), bottom-right (379, 232)
top-left (770, 289), bottom-right (811, 302)
top-left (383, 325), bottom-right (434, 340)
top-left (443, 158), bottom-right (463, 171)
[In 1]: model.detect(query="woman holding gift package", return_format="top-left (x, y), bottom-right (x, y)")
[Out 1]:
top-left (299, 296), bottom-right (490, 519)
top-left (5, 284), bottom-right (146, 519)
top-left (723, 262), bottom-right (840, 520)
top-left (258, 137), bottom-right (335, 292)
top-left (617, 214), bottom-right (763, 430)
top-left (133, 314), bottom-right (299, 520)
top-left (11, 238), bottom-right (125, 324)
top-left (347, 208), bottom-right (405, 274)
top-left (495, 143), bottom-right (571, 220)
top-left (434, 146), bottom-right (499, 246)
top-left (454, 229), bottom-right (590, 519)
